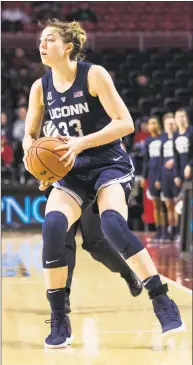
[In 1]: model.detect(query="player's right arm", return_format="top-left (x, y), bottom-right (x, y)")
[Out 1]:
top-left (22, 79), bottom-right (45, 153)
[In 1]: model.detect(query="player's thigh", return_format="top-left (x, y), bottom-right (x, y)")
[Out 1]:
top-left (165, 198), bottom-right (175, 210)
top-left (45, 188), bottom-right (81, 229)
top-left (97, 184), bottom-right (128, 220)
top-left (152, 196), bottom-right (161, 208)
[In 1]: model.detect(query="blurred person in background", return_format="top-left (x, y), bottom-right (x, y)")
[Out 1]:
top-left (173, 108), bottom-right (193, 216)
top-left (12, 48), bottom-right (28, 70)
top-left (1, 2), bottom-right (30, 32)
top-left (155, 113), bottom-right (179, 241)
top-left (12, 106), bottom-right (27, 182)
top-left (174, 108), bottom-right (193, 185)
top-left (16, 92), bottom-right (28, 108)
top-left (134, 74), bottom-right (154, 99)
top-left (31, 1), bottom-right (61, 22)
top-left (66, 3), bottom-right (98, 24)
top-left (1, 111), bottom-right (12, 144)
top-left (13, 106), bottom-right (27, 142)
top-left (133, 118), bottom-right (149, 151)
top-left (140, 116), bottom-right (167, 240)
top-left (1, 111), bottom-right (13, 176)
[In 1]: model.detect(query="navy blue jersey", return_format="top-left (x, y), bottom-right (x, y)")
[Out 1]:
top-left (173, 126), bottom-right (193, 179)
top-left (142, 135), bottom-right (162, 178)
top-left (41, 61), bottom-right (119, 150)
top-left (157, 132), bottom-right (175, 181)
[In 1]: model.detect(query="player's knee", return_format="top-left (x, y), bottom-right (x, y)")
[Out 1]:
top-left (165, 200), bottom-right (174, 210)
top-left (42, 211), bottom-right (68, 268)
top-left (101, 209), bottom-right (144, 259)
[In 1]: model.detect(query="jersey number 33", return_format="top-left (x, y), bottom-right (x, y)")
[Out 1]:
top-left (43, 119), bottom-right (84, 138)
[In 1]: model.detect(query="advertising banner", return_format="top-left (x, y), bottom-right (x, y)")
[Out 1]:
top-left (2, 185), bottom-right (46, 230)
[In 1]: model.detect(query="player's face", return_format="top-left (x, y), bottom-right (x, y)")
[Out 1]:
top-left (175, 111), bottom-right (189, 129)
top-left (39, 27), bottom-right (71, 66)
top-left (148, 118), bottom-right (160, 134)
top-left (164, 117), bottom-right (176, 134)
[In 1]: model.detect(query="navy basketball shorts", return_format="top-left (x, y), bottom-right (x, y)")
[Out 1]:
top-left (161, 169), bottom-right (181, 201)
top-left (147, 168), bottom-right (160, 200)
top-left (46, 144), bottom-right (135, 212)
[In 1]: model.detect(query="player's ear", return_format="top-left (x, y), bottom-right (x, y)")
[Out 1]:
top-left (64, 42), bottom-right (73, 55)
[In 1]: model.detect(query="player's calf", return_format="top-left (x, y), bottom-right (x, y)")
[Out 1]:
top-left (43, 211), bottom-right (73, 346)
top-left (101, 209), bottom-right (184, 335)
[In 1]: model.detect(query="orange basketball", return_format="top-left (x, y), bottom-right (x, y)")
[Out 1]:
top-left (26, 137), bottom-right (71, 183)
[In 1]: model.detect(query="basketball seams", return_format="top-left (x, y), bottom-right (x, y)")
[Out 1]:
top-left (35, 148), bottom-right (62, 178)
top-left (35, 137), bottom-right (61, 147)
top-left (34, 146), bottom-right (68, 160)
top-left (29, 145), bottom-right (40, 180)
top-left (27, 137), bottom-right (70, 182)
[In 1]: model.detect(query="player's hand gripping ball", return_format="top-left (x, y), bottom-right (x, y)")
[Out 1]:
top-left (26, 137), bottom-right (73, 183)
top-left (55, 134), bottom-right (86, 167)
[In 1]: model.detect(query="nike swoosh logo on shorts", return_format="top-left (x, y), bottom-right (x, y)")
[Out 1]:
top-left (48, 100), bottom-right (55, 106)
top-left (113, 156), bottom-right (123, 161)
top-left (46, 259), bottom-right (59, 264)
top-left (48, 289), bottom-right (60, 294)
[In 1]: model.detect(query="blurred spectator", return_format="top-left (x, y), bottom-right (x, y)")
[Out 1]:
top-left (134, 74), bottom-right (153, 98)
top-left (2, 3), bottom-right (30, 32)
top-left (1, 135), bottom-right (13, 167)
top-left (1, 111), bottom-right (12, 143)
top-left (17, 93), bottom-right (28, 108)
top-left (13, 106), bottom-right (27, 142)
top-left (31, 1), bottom-right (61, 22)
top-left (133, 119), bottom-right (150, 150)
top-left (12, 48), bottom-right (28, 70)
top-left (66, 3), bottom-right (98, 23)
top-left (136, 75), bottom-right (149, 87)
top-left (1, 112), bottom-right (13, 170)
top-left (12, 106), bottom-right (27, 182)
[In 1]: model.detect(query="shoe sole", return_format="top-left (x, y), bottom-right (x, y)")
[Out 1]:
top-left (131, 286), bottom-right (143, 297)
top-left (44, 335), bottom-right (74, 349)
top-left (162, 322), bottom-right (186, 337)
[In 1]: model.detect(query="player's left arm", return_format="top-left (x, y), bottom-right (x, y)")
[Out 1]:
top-left (83, 65), bottom-right (134, 148)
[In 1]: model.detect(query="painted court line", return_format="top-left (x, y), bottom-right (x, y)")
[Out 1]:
top-left (161, 275), bottom-right (192, 295)
top-left (99, 329), bottom-right (191, 333)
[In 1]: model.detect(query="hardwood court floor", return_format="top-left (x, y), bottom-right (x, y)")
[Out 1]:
top-left (2, 232), bottom-right (192, 365)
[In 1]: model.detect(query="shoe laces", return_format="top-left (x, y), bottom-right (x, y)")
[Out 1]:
top-left (45, 317), bottom-right (59, 325)
top-left (45, 316), bottom-right (61, 336)
top-left (45, 316), bottom-right (68, 327)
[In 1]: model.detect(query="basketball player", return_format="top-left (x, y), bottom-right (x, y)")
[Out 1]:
top-left (140, 116), bottom-right (167, 240)
top-left (43, 120), bottom-right (143, 313)
top-left (23, 20), bottom-right (183, 348)
top-left (155, 113), bottom-right (179, 240)
top-left (173, 108), bottom-right (193, 216)
top-left (173, 108), bottom-right (193, 185)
